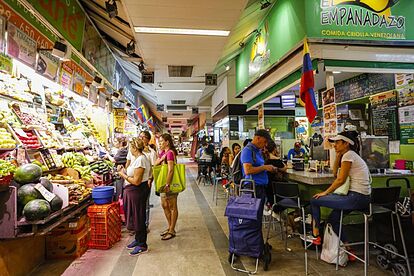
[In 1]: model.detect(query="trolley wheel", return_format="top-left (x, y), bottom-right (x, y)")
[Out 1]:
top-left (376, 254), bottom-right (390, 270)
top-left (384, 244), bottom-right (399, 260)
top-left (391, 263), bottom-right (408, 276)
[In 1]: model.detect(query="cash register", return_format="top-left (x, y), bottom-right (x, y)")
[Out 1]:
top-left (292, 158), bottom-right (304, 171)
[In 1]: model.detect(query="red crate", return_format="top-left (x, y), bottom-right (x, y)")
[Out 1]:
top-left (87, 202), bottom-right (121, 249)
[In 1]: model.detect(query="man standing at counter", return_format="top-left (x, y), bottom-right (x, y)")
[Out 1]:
top-left (241, 129), bottom-right (278, 205)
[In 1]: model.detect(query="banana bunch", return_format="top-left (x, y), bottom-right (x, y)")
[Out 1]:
top-left (72, 164), bottom-right (92, 181)
top-left (62, 152), bottom-right (89, 168)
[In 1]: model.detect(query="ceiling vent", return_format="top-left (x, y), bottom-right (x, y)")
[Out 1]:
top-left (171, 100), bottom-right (186, 105)
top-left (168, 66), bottom-right (193, 77)
top-left (171, 125), bottom-right (182, 128)
top-left (172, 113), bottom-right (183, 116)
top-left (172, 120), bottom-right (182, 124)
top-left (167, 105), bottom-right (188, 111)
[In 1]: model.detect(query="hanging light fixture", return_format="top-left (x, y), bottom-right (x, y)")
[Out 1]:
top-left (105, 0), bottom-right (118, 19)
top-left (260, 0), bottom-right (272, 10)
top-left (126, 40), bottom-right (135, 55)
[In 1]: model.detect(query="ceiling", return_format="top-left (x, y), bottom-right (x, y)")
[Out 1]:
top-left (80, 0), bottom-right (274, 133)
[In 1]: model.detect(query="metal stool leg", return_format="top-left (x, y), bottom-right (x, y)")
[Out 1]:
top-left (301, 207), bottom-right (308, 275)
top-left (336, 210), bottom-right (343, 271)
top-left (363, 213), bottom-right (369, 276)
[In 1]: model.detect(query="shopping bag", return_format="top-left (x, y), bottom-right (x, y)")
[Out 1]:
top-left (153, 164), bottom-right (186, 193)
top-left (320, 224), bottom-right (348, 267)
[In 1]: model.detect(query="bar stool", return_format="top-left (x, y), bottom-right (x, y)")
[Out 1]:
top-left (336, 186), bottom-right (412, 276)
top-left (197, 160), bottom-right (211, 185)
top-left (269, 182), bottom-right (317, 275)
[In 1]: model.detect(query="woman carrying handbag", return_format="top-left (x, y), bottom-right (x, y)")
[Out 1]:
top-left (155, 133), bottom-right (179, 241)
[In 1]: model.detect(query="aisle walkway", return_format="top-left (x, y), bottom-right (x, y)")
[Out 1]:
top-left (31, 158), bottom-right (390, 276)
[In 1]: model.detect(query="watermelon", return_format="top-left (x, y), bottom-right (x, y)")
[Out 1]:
top-left (14, 164), bottom-right (42, 184)
top-left (39, 177), bottom-right (53, 192)
top-left (17, 184), bottom-right (41, 206)
top-left (50, 195), bottom-right (63, 211)
top-left (23, 199), bottom-right (51, 221)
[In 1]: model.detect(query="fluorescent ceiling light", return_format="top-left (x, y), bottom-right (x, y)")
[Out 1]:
top-left (333, 71), bottom-right (342, 74)
top-left (134, 27), bottom-right (230, 37)
top-left (155, 89), bottom-right (203, 92)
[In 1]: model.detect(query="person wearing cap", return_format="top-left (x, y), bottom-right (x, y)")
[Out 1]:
top-left (240, 129), bottom-right (278, 248)
top-left (309, 131), bottom-right (371, 250)
top-left (287, 142), bottom-right (306, 160)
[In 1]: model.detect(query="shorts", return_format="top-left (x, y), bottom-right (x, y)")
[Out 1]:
top-left (160, 192), bottom-right (178, 198)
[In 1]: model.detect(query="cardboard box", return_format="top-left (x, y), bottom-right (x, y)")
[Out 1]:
top-left (51, 214), bottom-right (89, 235)
top-left (46, 228), bottom-right (90, 259)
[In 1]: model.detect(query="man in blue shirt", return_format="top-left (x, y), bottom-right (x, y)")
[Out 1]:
top-left (241, 129), bottom-right (278, 201)
top-left (241, 129), bottom-right (278, 249)
top-left (287, 142), bottom-right (306, 160)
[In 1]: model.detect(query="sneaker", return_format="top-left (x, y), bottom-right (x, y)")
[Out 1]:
top-left (126, 240), bottom-right (140, 250)
top-left (300, 234), bottom-right (321, 246)
top-left (129, 246), bottom-right (148, 256)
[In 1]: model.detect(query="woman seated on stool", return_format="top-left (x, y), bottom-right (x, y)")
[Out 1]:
top-left (310, 131), bottom-right (371, 254)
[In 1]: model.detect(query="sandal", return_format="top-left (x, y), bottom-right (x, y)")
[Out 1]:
top-left (160, 229), bottom-right (169, 236)
top-left (161, 232), bottom-right (176, 240)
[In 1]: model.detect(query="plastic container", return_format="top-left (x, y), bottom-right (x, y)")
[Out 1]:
top-left (87, 201), bottom-right (121, 249)
top-left (92, 186), bottom-right (114, 205)
top-left (395, 160), bottom-right (406, 170)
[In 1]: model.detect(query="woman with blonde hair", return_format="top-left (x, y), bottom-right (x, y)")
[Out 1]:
top-left (155, 133), bottom-right (179, 240)
top-left (117, 138), bottom-right (151, 255)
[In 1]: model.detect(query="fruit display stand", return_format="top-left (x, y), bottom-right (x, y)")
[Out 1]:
top-left (0, 185), bottom-right (92, 239)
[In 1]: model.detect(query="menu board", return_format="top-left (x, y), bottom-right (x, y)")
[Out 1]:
top-left (335, 73), bottom-right (395, 103)
top-left (370, 90), bottom-right (398, 140)
top-left (399, 106), bottom-right (414, 144)
top-left (323, 104), bottom-right (337, 136)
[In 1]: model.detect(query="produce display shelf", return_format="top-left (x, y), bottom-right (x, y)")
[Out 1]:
top-left (42, 167), bottom-right (64, 175)
top-left (0, 147), bottom-right (17, 151)
top-left (0, 93), bottom-right (42, 106)
top-left (18, 195), bottom-right (92, 226)
top-left (16, 196), bottom-right (92, 237)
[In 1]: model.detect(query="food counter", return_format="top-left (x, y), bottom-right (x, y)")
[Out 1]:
top-left (286, 169), bottom-right (414, 186)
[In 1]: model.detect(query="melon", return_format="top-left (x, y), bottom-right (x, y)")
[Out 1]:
top-left (23, 199), bottom-right (51, 221)
top-left (14, 164), bottom-right (42, 184)
top-left (17, 184), bottom-right (41, 206)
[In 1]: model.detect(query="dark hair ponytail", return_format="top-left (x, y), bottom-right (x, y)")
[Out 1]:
top-left (347, 131), bottom-right (360, 154)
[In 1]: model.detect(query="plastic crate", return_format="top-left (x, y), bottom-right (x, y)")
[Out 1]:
top-left (87, 202), bottom-right (121, 249)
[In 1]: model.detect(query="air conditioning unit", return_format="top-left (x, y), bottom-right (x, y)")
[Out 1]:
top-left (167, 105), bottom-right (188, 111)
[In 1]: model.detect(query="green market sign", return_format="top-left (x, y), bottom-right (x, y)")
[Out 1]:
top-left (306, 0), bottom-right (414, 41)
top-left (31, 0), bottom-right (86, 51)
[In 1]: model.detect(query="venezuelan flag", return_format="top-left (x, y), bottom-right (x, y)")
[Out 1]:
top-left (147, 117), bottom-right (154, 129)
top-left (299, 39), bottom-right (317, 123)
top-left (136, 105), bottom-right (145, 123)
top-left (142, 105), bottom-right (149, 122)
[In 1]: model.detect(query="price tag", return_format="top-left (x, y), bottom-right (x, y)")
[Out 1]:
top-left (14, 128), bottom-right (28, 138)
top-left (34, 183), bottom-right (56, 202)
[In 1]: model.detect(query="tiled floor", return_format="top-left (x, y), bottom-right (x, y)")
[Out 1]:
top-left (31, 158), bottom-right (395, 276)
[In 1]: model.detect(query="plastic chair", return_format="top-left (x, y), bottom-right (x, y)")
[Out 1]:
top-left (336, 186), bottom-right (411, 276)
top-left (268, 182), bottom-right (317, 275)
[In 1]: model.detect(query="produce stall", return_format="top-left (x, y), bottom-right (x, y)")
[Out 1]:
top-left (0, 60), bottom-right (116, 239)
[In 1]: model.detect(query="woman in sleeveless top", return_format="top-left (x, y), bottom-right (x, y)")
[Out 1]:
top-left (155, 133), bottom-right (179, 240)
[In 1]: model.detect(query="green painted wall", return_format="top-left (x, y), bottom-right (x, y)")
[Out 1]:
top-left (236, 0), bottom-right (306, 95)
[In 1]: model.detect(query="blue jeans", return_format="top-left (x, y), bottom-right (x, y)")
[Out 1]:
top-left (310, 191), bottom-right (370, 241)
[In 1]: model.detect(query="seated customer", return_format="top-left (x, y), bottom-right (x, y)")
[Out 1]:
top-left (264, 141), bottom-right (287, 206)
top-left (287, 142), bottom-right (306, 160)
top-left (310, 131), bottom-right (371, 248)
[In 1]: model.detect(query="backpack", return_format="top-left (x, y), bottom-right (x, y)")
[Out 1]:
top-left (230, 145), bottom-right (256, 184)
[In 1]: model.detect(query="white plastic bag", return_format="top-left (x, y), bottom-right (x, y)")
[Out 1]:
top-left (320, 224), bottom-right (348, 267)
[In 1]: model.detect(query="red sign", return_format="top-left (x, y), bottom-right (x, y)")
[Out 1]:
top-left (0, 0), bottom-right (54, 49)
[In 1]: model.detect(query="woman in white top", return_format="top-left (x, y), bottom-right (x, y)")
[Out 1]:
top-left (310, 131), bottom-right (371, 249)
top-left (117, 138), bottom-right (151, 256)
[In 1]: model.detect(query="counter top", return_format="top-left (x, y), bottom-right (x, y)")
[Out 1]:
top-left (286, 169), bottom-right (414, 185)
